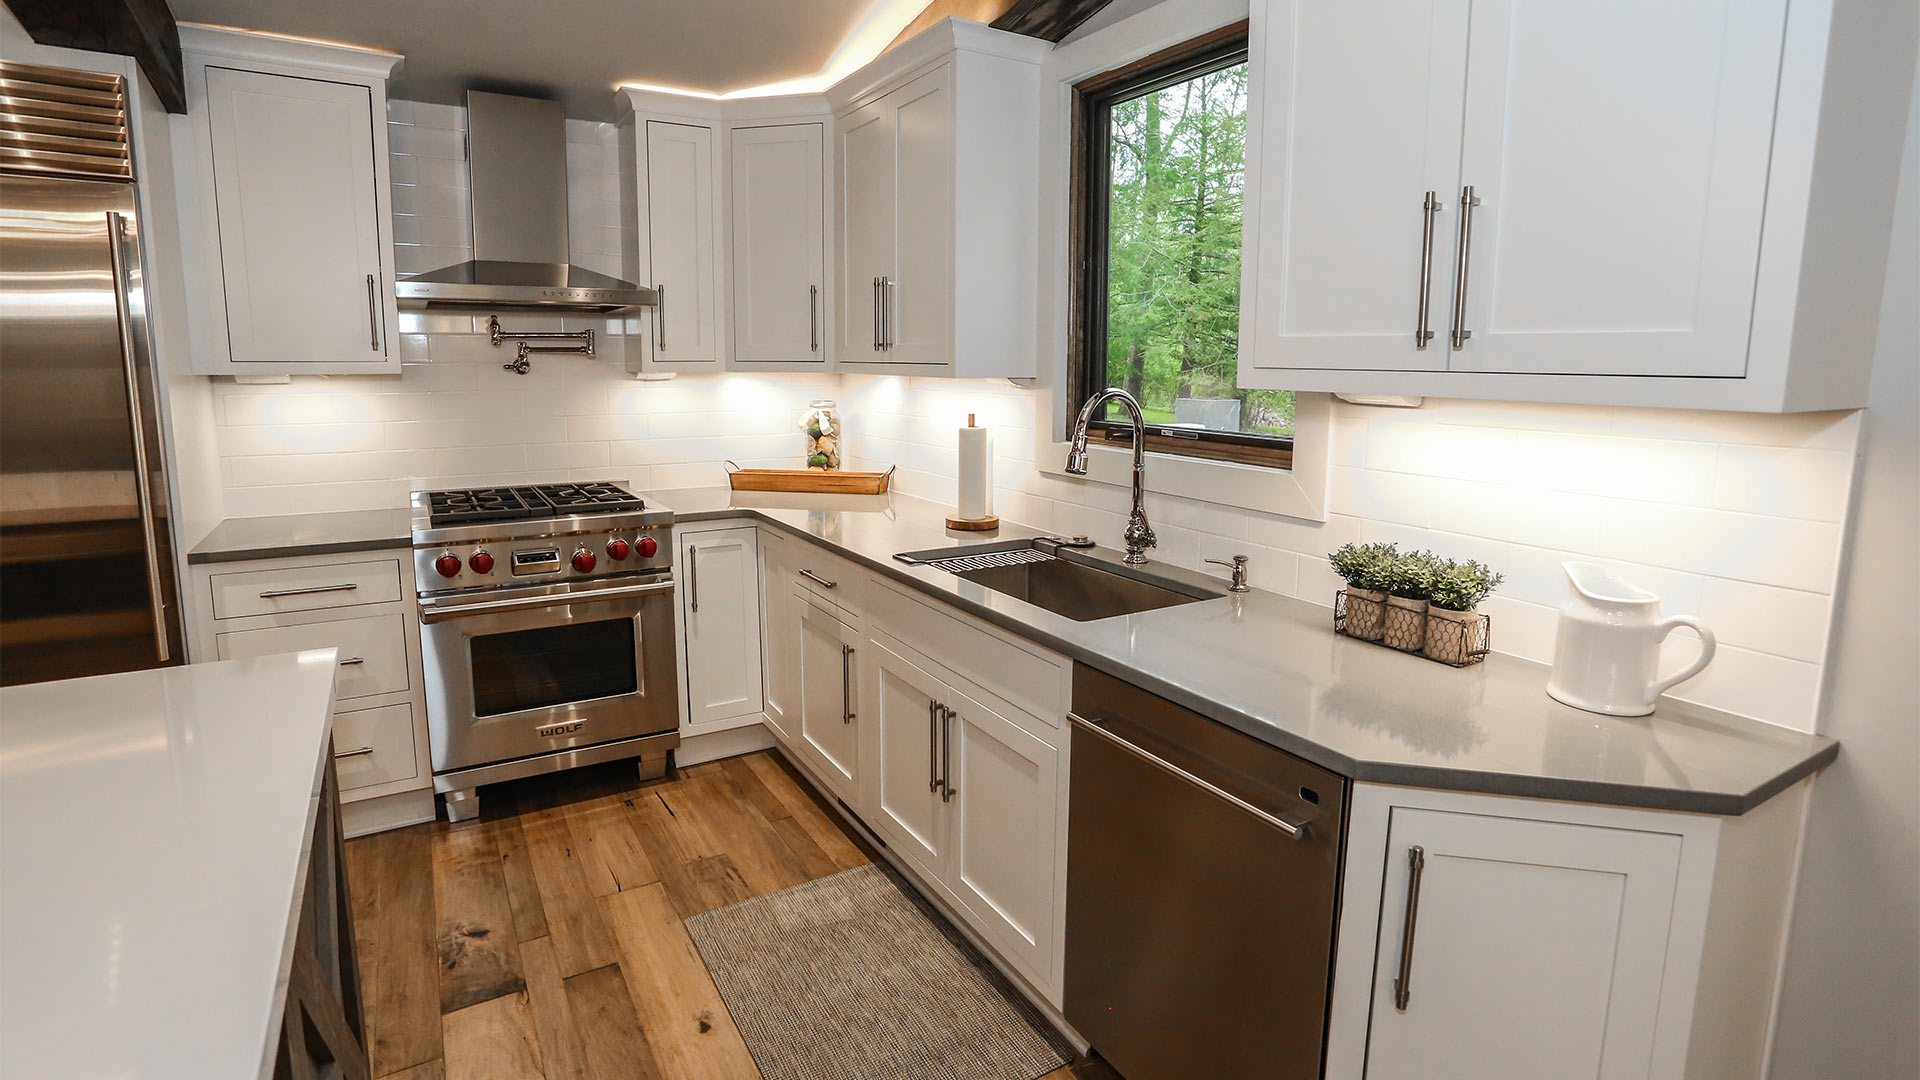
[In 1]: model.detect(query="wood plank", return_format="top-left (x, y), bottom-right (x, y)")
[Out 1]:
top-left (345, 825), bottom-right (443, 1075)
top-left (623, 789), bottom-right (717, 921)
top-left (679, 773), bottom-right (809, 897)
top-left (991, 0), bottom-right (1118, 42)
top-left (745, 752), bottom-right (869, 870)
top-left (768, 815), bottom-right (841, 881)
top-left (717, 754), bottom-right (795, 827)
top-left (519, 937), bottom-right (588, 1080)
top-left (432, 822), bottom-right (526, 1014)
top-left (599, 884), bottom-right (760, 1080)
top-left (564, 963), bottom-right (666, 1080)
top-left (679, 760), bottom-right (725, 778)
top-left (519, 807), bottom-right (619, 977)
top-left (485, 814), bottom-right (549, 942)
top-left (377, 1061), bottom-right (445, 1080)
top-left (685, 854), bottom-right (754, 915)
top-left (565, 794), bottom-right (661, 897)
top-left (442, 992), bottom-right (545, 1080)
top-left (885, 0), bottom-right (1023, 53)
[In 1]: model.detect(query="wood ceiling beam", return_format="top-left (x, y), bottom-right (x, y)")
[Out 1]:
top-left (885, 0), bottom-right (1116, 54)
top-left (3, 0), bottom-right (185, 112)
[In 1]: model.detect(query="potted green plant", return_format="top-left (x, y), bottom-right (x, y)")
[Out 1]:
top-left (1328, 541), bottom-right (1397, 641)
top-left (1381, 550), bottom-right (1438, 652)
top-left (1425, 559), bottom-right (1504, 664)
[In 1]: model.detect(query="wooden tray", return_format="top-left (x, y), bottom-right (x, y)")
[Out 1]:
top-left (725, 463), bottom-right (894, 495)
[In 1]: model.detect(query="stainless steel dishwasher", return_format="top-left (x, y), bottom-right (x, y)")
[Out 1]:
top-left (1065, 664), bottom-right (1347, 1080)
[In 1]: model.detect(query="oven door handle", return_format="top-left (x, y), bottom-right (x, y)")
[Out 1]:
top-left (419, 580), bottom-right (675, 623)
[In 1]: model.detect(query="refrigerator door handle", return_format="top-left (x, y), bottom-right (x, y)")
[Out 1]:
top-left (105, 211), bottom-right (169, 662)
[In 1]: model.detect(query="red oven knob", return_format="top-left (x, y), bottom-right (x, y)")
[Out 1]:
top-left (469, 550), bottom-right (495, 575)
top-left (636, 535), bottom-right (658, 558)
top-left (571, 547), bottom-right (597, 573)
top-left (434, 553), bottom-right (461, 578)
top-left (607, 538), bottom-right (631, 561)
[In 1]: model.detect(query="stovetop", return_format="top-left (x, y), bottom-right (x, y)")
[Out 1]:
top-left (423, 482), bottom-right (647, 527)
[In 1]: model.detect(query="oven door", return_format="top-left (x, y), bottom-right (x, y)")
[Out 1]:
top-left (419, 575), bottom-right (677, 773)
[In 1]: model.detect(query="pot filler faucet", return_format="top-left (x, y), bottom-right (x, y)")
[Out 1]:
top-left (1065, 388), bottom-right (1156, 564)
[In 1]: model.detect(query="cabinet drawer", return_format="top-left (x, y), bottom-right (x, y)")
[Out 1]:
top-left (331, 702), bottom-right (419, 792)
top-left (869, 580), bottom-right (1065, 731)
top-left (210, 559), bottom-right (403, 619)
top-left (215, 613), bottom-right (408, 701)
top-left (792, 545), bottom-right (866, 617)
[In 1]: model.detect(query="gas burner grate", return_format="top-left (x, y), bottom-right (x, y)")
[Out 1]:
top-left (535, 482), bottom-right (645, 514)
top-left (427, 486), bottom-right (549, 526)
top-left (921, 548), bottom-right (1054, 574)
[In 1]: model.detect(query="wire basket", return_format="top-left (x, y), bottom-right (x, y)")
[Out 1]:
top-left (1334, 591), bottom-right (1491, 668)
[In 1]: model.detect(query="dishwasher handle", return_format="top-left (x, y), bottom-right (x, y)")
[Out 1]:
top-left (1069, 712), bottom-right (1308, 839)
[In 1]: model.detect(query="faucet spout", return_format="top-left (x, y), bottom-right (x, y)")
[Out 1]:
top-left (1065, 388), bottom-right (1156, 564)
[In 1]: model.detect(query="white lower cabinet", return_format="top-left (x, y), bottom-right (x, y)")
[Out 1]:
top-left (869, 634), bottom-right (949, 879)
top-left (1364, 810), bottom-right (1682, 1080)
top-left (794, 587), bottom-right (861, 803)
top-left (677, 526), bottom-right (764, 731)
top-left (758, 531), bottom-right (802, 742)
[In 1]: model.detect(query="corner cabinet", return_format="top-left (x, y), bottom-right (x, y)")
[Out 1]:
top-left (1239, 0), bottom-right (1913, 411)
top-left (176, 26), bottom-right (402, 376)
top-left (1326, 783), bottom-right (1814, 1080)
top-left (676, 526), bottom-right (764, 732)
top-left (829, 19), bottom-right (1048, 378)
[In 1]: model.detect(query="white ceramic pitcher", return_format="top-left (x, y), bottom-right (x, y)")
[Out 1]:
top-left (1546, 562), bottom-right (1717, 717)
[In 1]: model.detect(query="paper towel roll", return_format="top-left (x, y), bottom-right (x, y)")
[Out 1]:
top-left (957, 415), bottom-right (993, 520)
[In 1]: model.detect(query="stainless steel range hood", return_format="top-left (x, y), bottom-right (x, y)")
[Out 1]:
top-left (395, 91), bottom-right (654, 314)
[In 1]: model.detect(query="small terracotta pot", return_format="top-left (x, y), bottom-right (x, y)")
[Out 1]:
top-left (1344, 588), bottom-right (1388, 641)
top-left (1383, 595), bottom-right (1429, 652)
top-left (1424, 606), bottom-right (1481, 664)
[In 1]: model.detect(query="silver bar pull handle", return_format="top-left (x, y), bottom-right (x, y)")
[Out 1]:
top-left (365, 273), bottom-right (380, 351)
top-left (809, 284), bottom-right (819, 353)
top-left (872, 277), bottom-right (882, 351)
top-left (337, 656), bottom-right (365, 666)
top-left (688, 544), bottom-right (699, 612)
top-left (106, 212), bottom-right (170, 663)
top-left (334, 745), bottom-right (375, 759)
top-left (258, 583), bottom-right (358, 599)
top-left (655, 283), bottom-right (667, 350)
top-left (1068, 712), bottom-right (1308, 838)
top-left (883, 276), bottom-right (894, 350)
top-left (940, 704), bottom-right (955, 802)
top-left (1394, 845), bottom-right (1427, 1011)
top-left (798, 568), bottom-right (836, 589)
top-left (1449, 185), bottom-right (1481, 350)
top-left (929, 700), bottom-right (942, 792)
top-left (841, 644), bottom-right (855, 723)
top-left (1415, 191), bottom-right (1440, 349)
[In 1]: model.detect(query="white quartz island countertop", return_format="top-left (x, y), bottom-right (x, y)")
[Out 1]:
top-left (0, 652), bottom-right (342, 1080)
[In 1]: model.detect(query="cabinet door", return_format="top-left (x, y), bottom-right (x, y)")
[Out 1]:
top-left (943, 680), bottom-right (1062, 987)
top-left (758, 532), bottom-right (801, 743)
top-left (732, 123), bottom-right (826, 365)
top-left (680, 528), bottom-right (764, 728)
top-left (795, 589), bottom-right (859, 800)
top-left (1366, 809), bottom-right (1683, 1080)
top-left (1244, 0), bottom-right (1468, 373)
top-left (837, 97), bottom-right (892, 357)
top-left (1447, 0), bottom-right (1787, 376)
top-left (883, 64), bottom-right (955, 367)
top-left (645, 120), bottom-right (721, 366)
top-left (204, 67), bottom-right (388, 365)
top-left (865, 634), bottom-right (950, 880)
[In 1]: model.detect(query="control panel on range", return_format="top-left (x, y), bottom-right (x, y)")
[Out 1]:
top-left (419, 530), bottom-right (668, 588)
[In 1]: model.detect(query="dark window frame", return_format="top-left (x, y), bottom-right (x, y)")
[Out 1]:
top-left (1067, 20), bottom-right (1292, 470)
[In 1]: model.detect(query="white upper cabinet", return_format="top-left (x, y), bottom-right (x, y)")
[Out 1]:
top-left (630, 108), bottom-right (723, 372)
top-left (178, 27), bottom-right (401, 375)
top-left (678, 527), bottom-right (764, 730)
top-left (1241, 0), bottom-right (1912, 411)
top-left (730, 123), bottom-right (827, 367)
top-left (829, 20), bottom-right (1049, 378)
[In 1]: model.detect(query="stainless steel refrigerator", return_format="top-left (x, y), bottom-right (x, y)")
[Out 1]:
top-left (0, 60), bottom-right (183, 685)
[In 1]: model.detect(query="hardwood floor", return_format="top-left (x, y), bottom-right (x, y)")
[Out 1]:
top-left (345, 750), bottom-right (1083, 1080)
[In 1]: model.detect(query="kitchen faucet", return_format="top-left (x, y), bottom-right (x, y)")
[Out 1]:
top-left (1064, 388), bottom-right (1156, 564)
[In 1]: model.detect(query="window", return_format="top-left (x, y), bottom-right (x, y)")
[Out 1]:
top-left (1071, 21), bottom-right (1293, 468)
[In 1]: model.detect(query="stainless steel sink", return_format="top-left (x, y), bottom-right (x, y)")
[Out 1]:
top-left (894, 539), bottom-right (1225, 621)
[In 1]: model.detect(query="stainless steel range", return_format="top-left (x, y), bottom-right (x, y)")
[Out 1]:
top-left (412, 481), bottom-right (677, 822)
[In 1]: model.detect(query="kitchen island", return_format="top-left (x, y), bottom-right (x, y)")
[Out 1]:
top-left (0, 651), bottom-right (359, 1080)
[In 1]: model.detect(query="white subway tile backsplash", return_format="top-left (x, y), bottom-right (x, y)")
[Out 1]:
top-left (1712, 444), bottom-right (1856, 522)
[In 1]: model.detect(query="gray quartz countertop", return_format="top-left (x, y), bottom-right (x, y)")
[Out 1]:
top-left (651, 486), bottom-right (1837, 815)
top-left (187, 508), bottom-right (412, 564)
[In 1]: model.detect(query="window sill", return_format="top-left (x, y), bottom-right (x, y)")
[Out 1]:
top-left (1035, 391), bottom-right (1331, 520)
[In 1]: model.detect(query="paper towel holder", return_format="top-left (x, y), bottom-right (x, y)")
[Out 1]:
top-left (948, 413), bottom-right (1001, 532)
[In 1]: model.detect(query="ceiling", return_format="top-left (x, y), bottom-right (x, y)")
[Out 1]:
top-left (169, 0), bottom-right (933, 119)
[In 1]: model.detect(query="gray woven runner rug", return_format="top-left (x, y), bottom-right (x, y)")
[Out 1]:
top-left (684, 863), bottom-right (1073, 1080)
